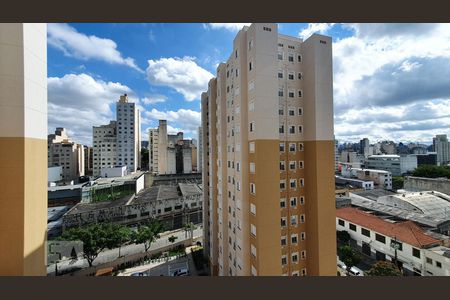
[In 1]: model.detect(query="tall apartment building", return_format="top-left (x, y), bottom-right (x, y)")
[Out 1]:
top-left (92, 94), bottom-right (141, 177)
top-left (433, 134), bottom-right (450, 166)
top-left (198, 126), bottom-right (203, 173)
top-left (149, 128), bottom-right (159, 173)
top-left (48, 128), bottom-right (85, 182)
top-left (116, 94), bottom-right (141, 173)
top-left (359, 138), bottom-right (370, 157)
top-left (334, 137), bottom-right (339, 172)
top-left (202, 23), bottom-right (336, 276)
top-left (93, 121), bottom-right (117, 176)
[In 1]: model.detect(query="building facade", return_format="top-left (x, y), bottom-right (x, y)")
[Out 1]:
top-left (93, 121), bottom-right (117, 176)
top-left (202, 23), bottom-right (336, 276)
top-left (365, 154), bottom-right (417, 176)
top-left (341, 167), bottom-right (392, 190)
top-left (198, 126), bottom-right (203, 173)
top-left (433, 134), bottom-right (450, 166)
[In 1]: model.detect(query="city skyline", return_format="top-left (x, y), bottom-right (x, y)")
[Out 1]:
top-left (48, 23), bottom-right (450, 146)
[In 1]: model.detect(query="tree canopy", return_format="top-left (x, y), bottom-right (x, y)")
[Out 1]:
top-left (412, 165), bottom-right (450, 179)
top-left (366, 261), bottom-right (402, 276)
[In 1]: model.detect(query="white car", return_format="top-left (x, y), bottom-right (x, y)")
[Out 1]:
top-left (337, 261), bottom-right (347, 271)
top-left (348, 266), bottom-right (364, 276)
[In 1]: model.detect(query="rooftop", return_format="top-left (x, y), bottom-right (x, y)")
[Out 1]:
top-left (353, 189), bottom-right (396, 201)
top-left (337, 207), bottom-right (441, 248)
top-left (388, 191), bottom-right (450, 219)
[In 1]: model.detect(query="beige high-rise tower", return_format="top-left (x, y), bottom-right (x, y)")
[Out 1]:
top-left (201, 23), bottom-right (336, 276)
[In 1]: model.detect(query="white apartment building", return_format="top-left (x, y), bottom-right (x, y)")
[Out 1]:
top-left (48, 128), bottom-right (85, 182)
top-left (433, 134), bottom-right (450, 166)
top-left (93, 94), bottom-right (141, 177)
top-left (202, 23), bottom-right (336, 276)
top-left (93, 121), bottom-right (117, 176)
top-left (337, 207), bottom-right (450, 276)
top-left (116, 94), bottom-right (141, 173)
top-left (149, 128), bottom-right (159, 174)
top-left (341, 167), bottom-right (392, 190)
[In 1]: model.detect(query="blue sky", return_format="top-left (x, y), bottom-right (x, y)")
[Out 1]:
top-left (47, 23), bottom-right (450, 146)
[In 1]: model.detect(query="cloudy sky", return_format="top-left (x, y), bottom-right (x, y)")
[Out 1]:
top-left (47, 23), bottom-right (450, 146)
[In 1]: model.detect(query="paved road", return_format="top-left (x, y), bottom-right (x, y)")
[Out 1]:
top-left (47, 226), bottom-right (203, 275)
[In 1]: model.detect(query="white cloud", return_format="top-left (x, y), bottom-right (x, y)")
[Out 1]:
top-left (47, 23), bottom-right (143, 72)
top-left (299, 23), bottom-right (335, 40)
top-left (146, 56), bottom-right (214, 101)
top-left (144, 108), bottom-right (201, 135)
top-left (205, 23), bottom-right (251, 32)
top-left (48, 73), bottom-right (133, 145)
top-left (142, 95), bottom-right (167, 105)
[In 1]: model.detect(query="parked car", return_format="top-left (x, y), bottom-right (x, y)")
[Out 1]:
top-left (172, 268), bottom-right (189, 276)
top-left (348, 266), bottom-right (364, 276)
top-left (131, 272), bottom-right (148, 276)
top-left (337, 259), bottom-right (347, 271)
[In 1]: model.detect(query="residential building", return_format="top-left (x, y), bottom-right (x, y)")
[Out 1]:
top-left (335, 175), bottom-right (374, 190)
top-left (198, 126), bottom-right (203, 173)
top-left (202, 23), bottom-right (336, 276)
top-left (84, 145), bottom-right (93, 175)
top-left (433, 134), bottom-right (450, 166)
top-left (381, 141), bottom-right (397, 154)
top-left (116, 94), bottom-right (141, 174)
top-left (359, 138), bottom-right (370, 157)
top-left (334, 137), bottom-right (339, 172)
top-left (341, 167), bottom-right (392, 190)
top-left (93, 121), bottom-right (117, 176)
top-left (0, 23), bottom-right (47, 275)
top-left (149, 128), bottom-right (159, 173)
top-left (336, 207), bottom-right (450, 276)
top-left (412, 152), bottom-right (437, 166)
top-left (365, 154), bottom-right (417, 176)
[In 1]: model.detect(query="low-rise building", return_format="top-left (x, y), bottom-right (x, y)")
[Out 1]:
top-left (365, 154), bottom-right (417, 176)
top-left (404, 176), bottom-right (450, 196)
top-left (341, 167), bottom-right (392, 190)
top-left (337, 207), bottom-right (450, 276)
top-left (335, 175), bottom-right (374, 190)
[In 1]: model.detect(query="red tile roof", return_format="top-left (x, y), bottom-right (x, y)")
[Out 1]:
top-left (337, 207), bottom-right (441, 248)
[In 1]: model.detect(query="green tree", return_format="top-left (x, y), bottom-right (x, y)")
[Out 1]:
top-left (336, 230), bottom-right (351, 244)
top-left (338, 245), bottom-right (361, 268)
top-left (168, 235), bottom-right (178, 243)
top-left (366, 261), bottom-right (402, 276)
top-left (392, 176), bottom-right (404, 190)
top-left (60, 223), bottom-right (130, 267)
top-left (412, 165), bottom-right (450, 179)
top-left (132, 220), bottom-right (164, 253)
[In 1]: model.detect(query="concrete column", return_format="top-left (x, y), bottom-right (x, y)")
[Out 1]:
top-left (0, 23), bottom-right (48, 275)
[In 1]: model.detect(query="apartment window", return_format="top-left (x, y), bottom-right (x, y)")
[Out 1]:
top-left (249, 62), bottom-right (253, 71)
top-left (288, 90), bottom-right (295, 98)
top-left (279, 108), bottom-right (284, 115)
top-left (280, 180), bottom-right (286, 190)
top-left (278, 71), bottom-right (283, 79)
top-left (297, 55), bottom-right (302, 62)
top-left (412, 248), bottom-right (421, 259)
top-left (278, 51), bottom-right (283, 60)
top-left (280, 143), bottom-right (285, 152)
top-left (301, 251), bottom-right (306, 260)
top-left (250, 183), bottom-right (256, 194)
top-left (375, 234), bottom-right (386, 244)
top-left (278, 87), bottom-right (284, 97)
top-left (299, 161), bottom-right (304, 169)
top-left (298, 108), bottom-right (303, 115)
top-left (250, 203), bottom-right (256, 215)
top-left (298, 72), bottom-right (303, 80)
top-left (300, 214), bottom-right (305, 223)
top-left (281, 217), bottom-right (287, 227)
top-left (236, 162), bottom-right (240, 172)
top-left (436, 261), bottom-right (442, 268)
top-left (280, 198), bottom-right (286, 208)
top-left (249, 40), bottom-right (253, 50)
top-left (298, 143), bottom-right (304, 151)
top-left (281, 236), bottom-right (287, 246)
top-left (391, 240), bottom-right (403, 251)
top-left (301, 269), bottom-right (307, 276)
top-left (290, 197), bottom-right (297, 207)
top-left (249, 122), bottom-right (255, 132)
top-left (263, 26), bottom-right (272, 32)
top-left (289, 143), bottom-right (296, 152)
top-left (249, 142), bottom-right (255, 153)
top-left (361, 228), bottom-right (370, 237)
top-left (251, 224), bottom-right (256, 236)
top-left (249, 101), bottom-right (255, 112)
top-left (426, 257), bottom-right (433, 265)
top-left (298, 90), bottom-right (303, 98)
top-left (250, 162), bottom-right (256, 173)
top-left (288, 108), bottom-right (295, 116)
top-left (301, 232), bottom-right (306, 241)
top-left (289, 161), bottom-right (296, 170)
top-left (300, 196), bottom-right (305, 205)
top-left (288, 72), bottom-right (294, 80)
top-left (349, 223), bottom-right (357, 232)
top-left (235, 49), bottom-right (238, 58)
top-left (251, 244), bottom-right (257, 258)
top-left (291, 215), bottom-right (298, 226)
top-left (298, 125), bottom-right (303, 134)
top-left (288, 53), bottom-right (294, 62)
top-left (279, 125), bottom-right (285, 134)
top-left (290, 179), bottom-right (297, 189)
top-left (292, 253), bottom-right (299, 263)
top-left (236, 69), bottom-right (239, 77)
top-left (237, 181), bottom-right (241, 191)
top-left (338, 219), bottom-right (346, 227)
top-left (282, 256), bottom-right (287, 266)
top-left (289, 126), bottom-right (296, 134)
top-left (280, 161), bottom-right (286, 171)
